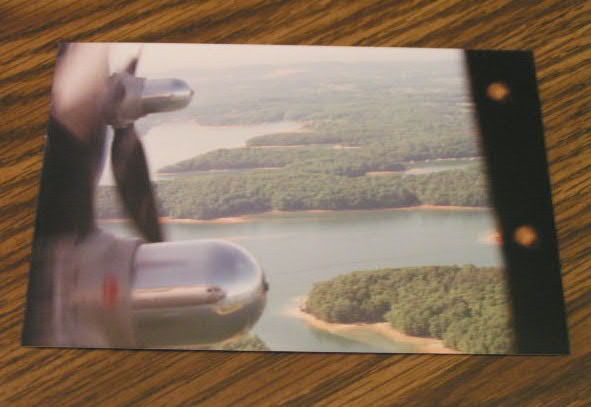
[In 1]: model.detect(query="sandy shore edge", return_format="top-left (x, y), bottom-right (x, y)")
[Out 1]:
top-left (98, 205), bottom-right (489, 225)
top-left (286, 298), bottom-right (460, 354)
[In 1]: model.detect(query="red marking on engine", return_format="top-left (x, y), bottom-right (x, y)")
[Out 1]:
top-left (103, 273), bottom-right (119, 308)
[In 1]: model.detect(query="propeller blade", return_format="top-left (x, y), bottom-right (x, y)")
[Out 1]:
top-left (124, 56), bottom-right (139, 75)
top-left (111, 125), bottom-right (163, 242)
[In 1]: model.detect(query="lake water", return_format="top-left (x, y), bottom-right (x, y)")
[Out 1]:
top-left (102, 208), bottom-right (504, 353)
top-left (403, 157), bottom-right (479, 174)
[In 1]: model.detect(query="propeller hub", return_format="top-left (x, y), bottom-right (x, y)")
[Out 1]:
top-left (105, 73), bottom-right (193, 128)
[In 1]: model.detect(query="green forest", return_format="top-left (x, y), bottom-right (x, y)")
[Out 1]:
top-left (160, 146), bottom-right (406, 177)
top-left (305, 265), bottom-right (515, 354)
top-left (96, 166), bottom-right (488, 220)
top-left (96, 59), bottom-right (489, 220)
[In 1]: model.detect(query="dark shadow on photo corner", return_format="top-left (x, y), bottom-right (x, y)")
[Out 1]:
top-left (465, 50), bottom-right (569, 354)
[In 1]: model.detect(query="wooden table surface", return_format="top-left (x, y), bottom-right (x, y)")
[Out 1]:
top-left (1, 1), bottom-right (589, 405)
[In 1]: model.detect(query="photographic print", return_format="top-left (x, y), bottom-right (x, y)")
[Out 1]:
top-left (23, 43), bottom-right (568, 354)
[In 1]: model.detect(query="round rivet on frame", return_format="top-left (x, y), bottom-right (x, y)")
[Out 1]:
top-left (514, 225), bottom-right (539, 248)
top-left (487, 82), bottom-right (510, 102)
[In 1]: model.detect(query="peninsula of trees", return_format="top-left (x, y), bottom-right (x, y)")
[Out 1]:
top-left (96, 166), bottom-right (488, 220)
top-left (304, 265), bottom-right (515, 354)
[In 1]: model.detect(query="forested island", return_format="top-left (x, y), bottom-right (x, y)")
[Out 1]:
top-left (160, 145), bottom-right (406, 177)
top-left (303, 265), bottom-right (515, 354)
top-left (161, 133), bottom-right (478, 176)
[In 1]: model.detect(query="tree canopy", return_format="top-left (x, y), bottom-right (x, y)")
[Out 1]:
top-left (305, 265), bottom-right (515, 354)
top-left (96, 166), bottom-right (488, 220)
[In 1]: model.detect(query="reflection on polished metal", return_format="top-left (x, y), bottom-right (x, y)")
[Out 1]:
top-left (132, 240), bottom-right (267, 347)
top-left (105, 74), bottom-right (194, 128)
top-left (56, 233), bottom-right (266, 348)
top-left (142, 79), bottom-right (194, 114)
top-left (132, 285), bottom-right (226, 309)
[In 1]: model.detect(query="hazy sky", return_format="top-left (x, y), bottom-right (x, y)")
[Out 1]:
top-left (105, 43), bottom-right (462, 76)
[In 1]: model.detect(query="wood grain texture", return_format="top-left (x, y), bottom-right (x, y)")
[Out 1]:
top-left (0, 0), bottom-right (589, 405)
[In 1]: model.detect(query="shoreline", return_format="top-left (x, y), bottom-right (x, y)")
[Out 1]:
top-left (286, 299), bottom-right (459, 354)
top-left (179, 118), bottom-right (310, 131)
top-left (98, 204), bottom-right (489, 225)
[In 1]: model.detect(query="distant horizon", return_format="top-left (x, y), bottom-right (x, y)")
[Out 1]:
top-left (101, 43), bottom-right (463, 76)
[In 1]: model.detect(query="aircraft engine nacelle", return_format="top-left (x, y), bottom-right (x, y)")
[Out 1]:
top-left (57, 231), bottom-right (267, 348)
top-left (132, 239), bottom-right (267, 347)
